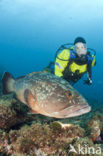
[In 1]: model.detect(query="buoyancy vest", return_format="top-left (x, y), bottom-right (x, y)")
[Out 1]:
top-left (55, 48), bottom-right (96, 80)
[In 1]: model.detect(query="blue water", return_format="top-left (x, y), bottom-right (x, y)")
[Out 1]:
top-left (0, 0), bottom-right (103, 101)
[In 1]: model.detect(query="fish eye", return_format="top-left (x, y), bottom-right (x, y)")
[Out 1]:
top-left (65, 91), bottom-right (73, 99)
top-left (68, 92), bottom-right (72, 96)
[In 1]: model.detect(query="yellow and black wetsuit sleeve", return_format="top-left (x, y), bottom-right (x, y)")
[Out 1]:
top-left (91, 55), bottom-right (96, 66)
top-left (54, 49), bottom-right (70, 77)
top-left (87, 55), bottom-right (96, 80)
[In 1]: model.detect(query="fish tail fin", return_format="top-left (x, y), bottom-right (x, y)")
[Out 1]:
top-left (2, 72), bottom-right (15, 94)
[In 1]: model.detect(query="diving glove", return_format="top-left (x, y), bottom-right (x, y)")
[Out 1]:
top-left (84, 78), bottom-right (92, 85)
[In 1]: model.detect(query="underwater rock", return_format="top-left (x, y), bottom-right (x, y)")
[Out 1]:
top-left (0, 115), bottom-right (103, 155)
top-left (69, 137), bottom-right (103, 156)
top-left (86, 112), bottom-right (103, 142)
top-left (0, 129), bottom-right (11, 155)
top-left (0, 94), bottom-right (18, 129)
top-left (0, 93), bottom-right (57, 130)
top-left (89, 119), bottom-right (101, 142)
top-left (0, 93), bottom-right (103, 155)
top-left (7, 122), bottom-right (84, 155)
top-left (0, 94), bottom-right (33, 129)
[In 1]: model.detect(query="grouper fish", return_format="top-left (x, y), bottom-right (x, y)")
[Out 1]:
top-left (2, 71), bottom-right (91, 118)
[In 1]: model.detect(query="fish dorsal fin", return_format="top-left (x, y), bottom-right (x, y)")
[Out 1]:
top-left (16, 75), bottom-right (26, 80)
top-left (25, 71), bottom-right (47, 77)
top-left (16, 71), bottom-right (48, 80)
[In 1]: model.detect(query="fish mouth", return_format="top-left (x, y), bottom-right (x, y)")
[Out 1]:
top-left (50, 99), bottom-right (91, 118)
top-left (65, 103), bottom-right (91, 118)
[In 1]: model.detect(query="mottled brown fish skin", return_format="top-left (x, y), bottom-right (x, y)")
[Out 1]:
top-left (3, 72), bottom-right (91, 118)
top-left (12, 72), bottom-right (91, 118)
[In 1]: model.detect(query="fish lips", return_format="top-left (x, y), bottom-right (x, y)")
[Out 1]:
top-left (65, 103), bottom-right (91, 118)
top-left (50, 99), bottom-right (91, 119)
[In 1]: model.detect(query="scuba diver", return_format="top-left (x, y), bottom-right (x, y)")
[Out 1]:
top-left (54, 37), bottom-right (96, 85)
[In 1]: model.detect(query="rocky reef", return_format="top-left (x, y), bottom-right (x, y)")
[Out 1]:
top-left (0, 94), bottom-right (103, 155)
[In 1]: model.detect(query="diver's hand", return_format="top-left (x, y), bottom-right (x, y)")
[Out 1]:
top-left (84, 78), bottom-right (92, 85)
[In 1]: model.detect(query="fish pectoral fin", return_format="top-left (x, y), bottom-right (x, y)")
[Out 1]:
top-left (28, 109), bottom-right (39, 114)
top-left (24, 89), bottom-right (37, 109)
